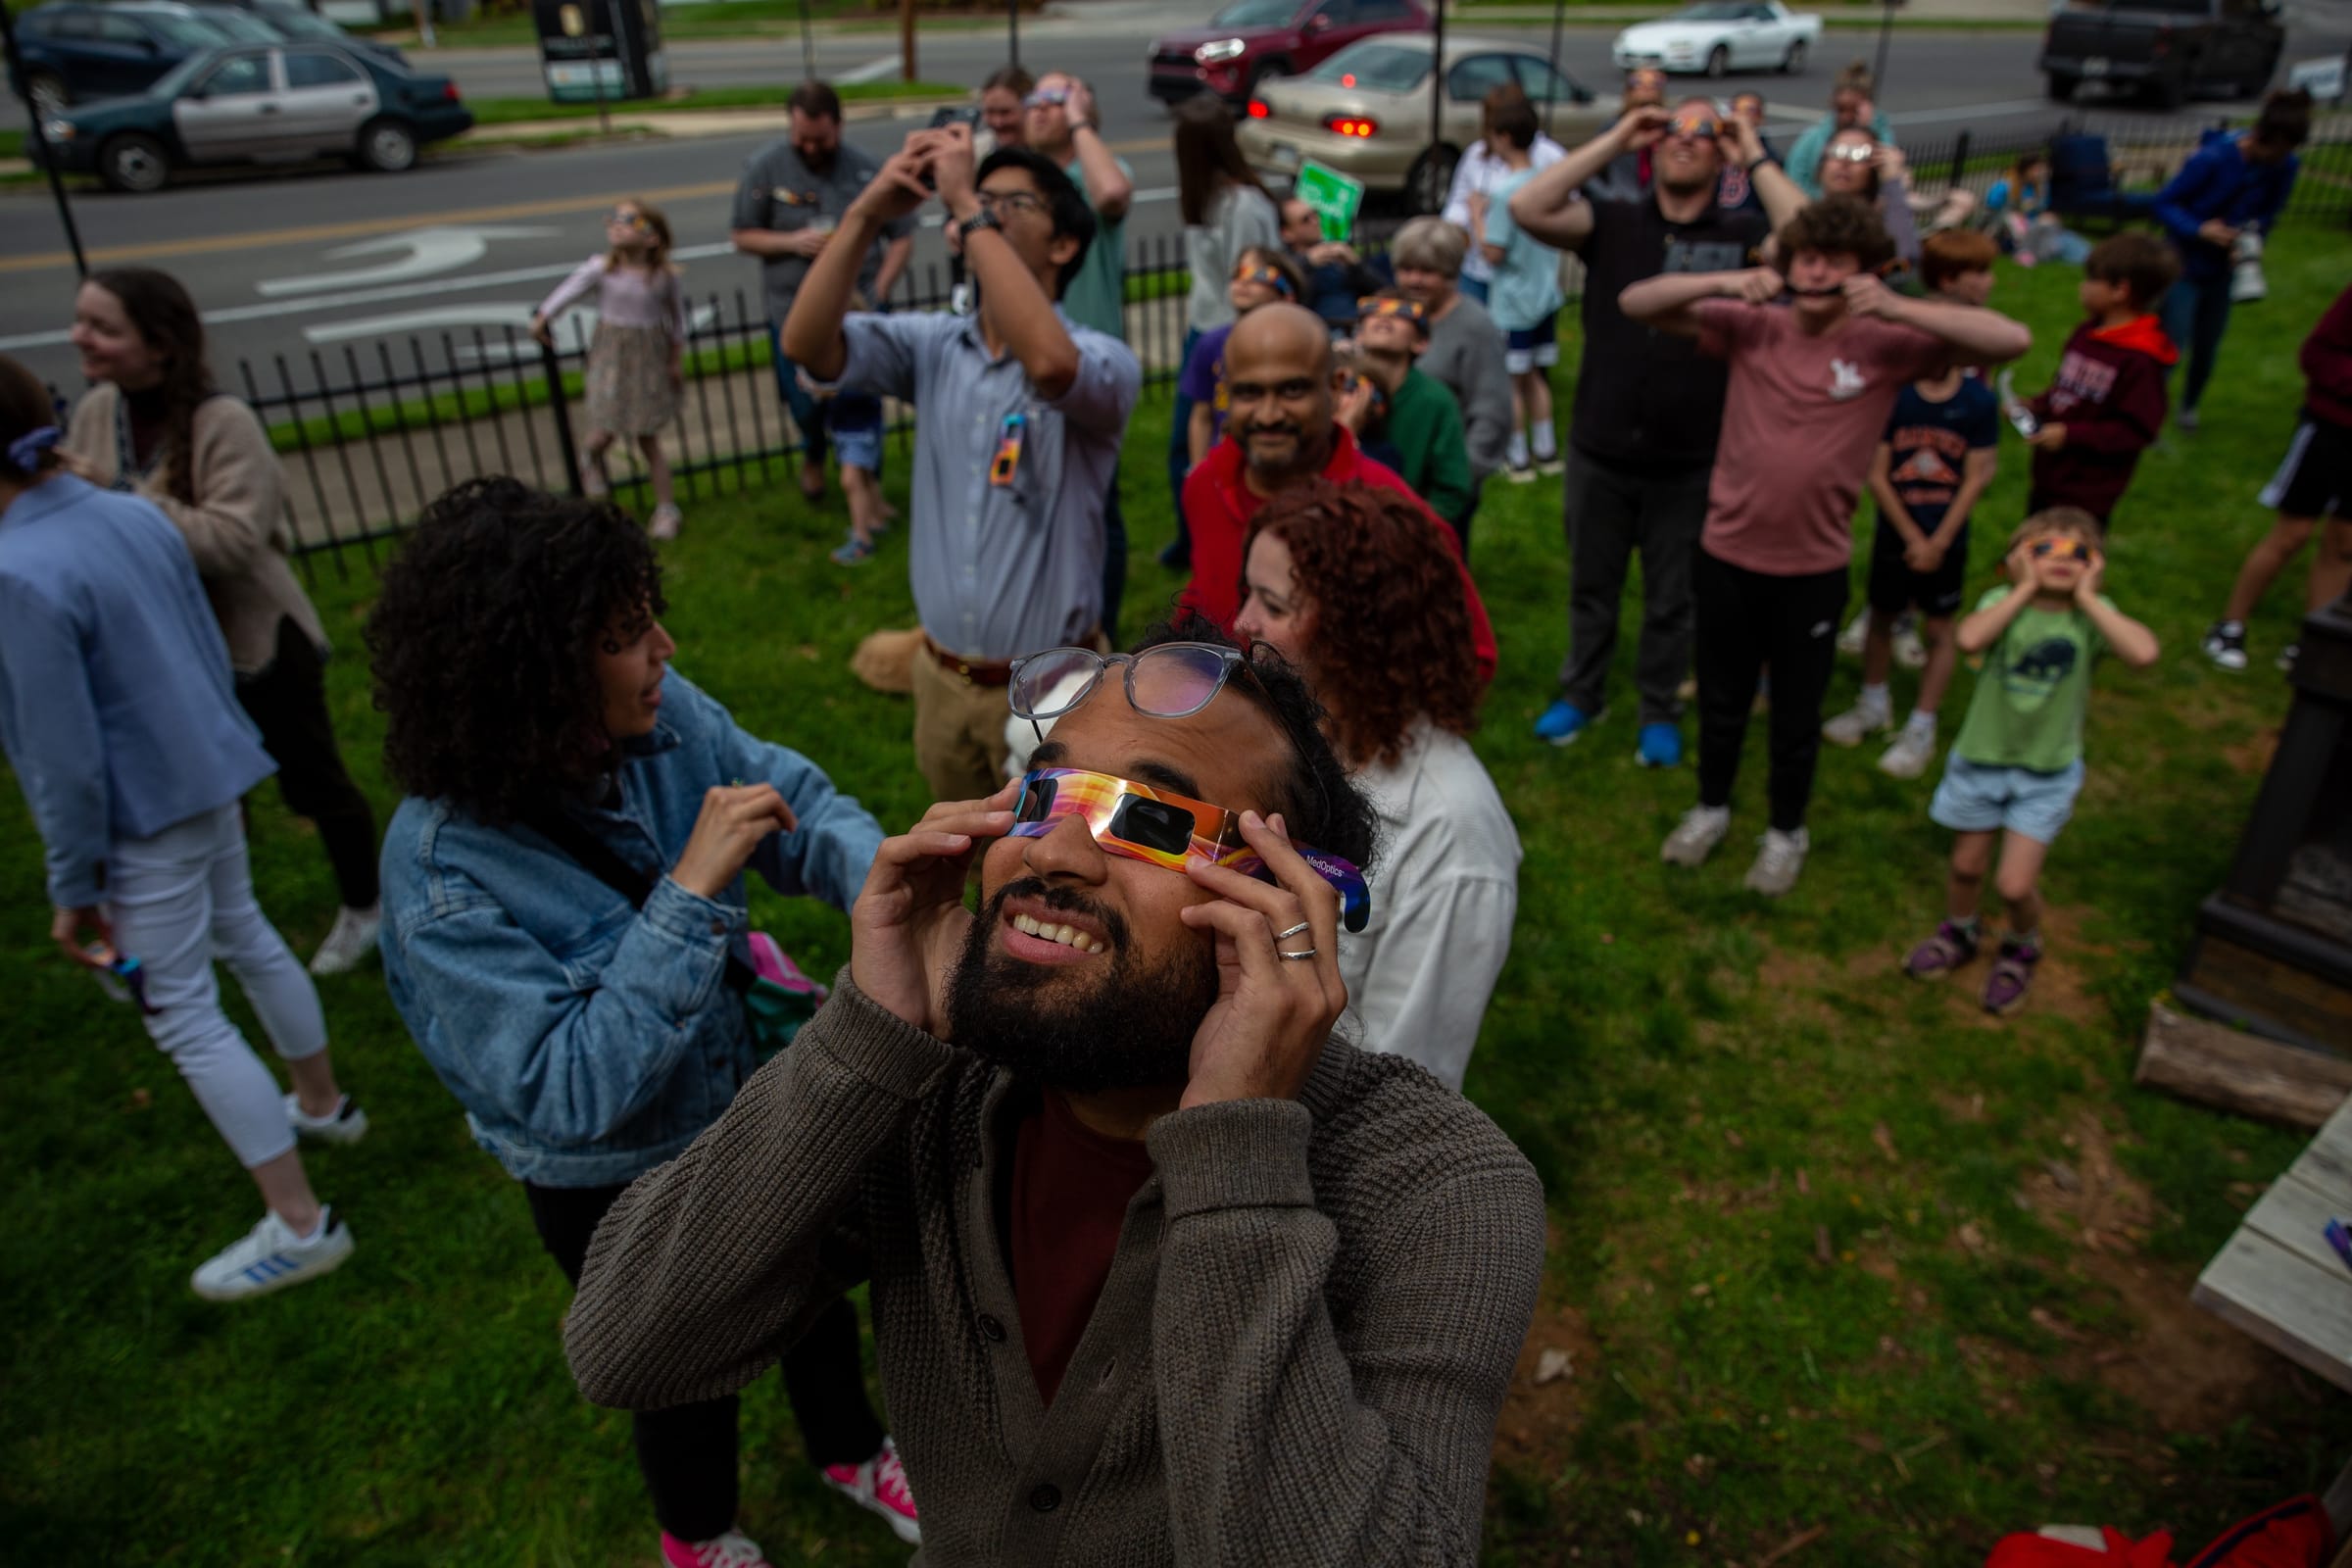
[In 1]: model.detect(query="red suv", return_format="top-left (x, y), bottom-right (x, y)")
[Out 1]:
top-left (1149, 0), bottom-right (1433, 107)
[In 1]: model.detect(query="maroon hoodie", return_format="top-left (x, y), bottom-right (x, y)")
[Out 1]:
top-left (2300, 282), bottom-right (2352, 431)
top-left (2027, 313), bottom-right (2180, 524)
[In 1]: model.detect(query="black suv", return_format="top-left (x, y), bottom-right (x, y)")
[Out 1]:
top-left (2040, 0), bottom-right (2286, 107)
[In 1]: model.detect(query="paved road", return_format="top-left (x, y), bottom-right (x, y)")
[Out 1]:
top-left (5, 5), bottom-right (2345, 387)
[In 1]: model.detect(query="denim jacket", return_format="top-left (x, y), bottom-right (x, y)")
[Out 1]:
top-left (378, 670), bottom-right (885, 1188)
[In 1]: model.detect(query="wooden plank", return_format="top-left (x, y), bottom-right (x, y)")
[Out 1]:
top-left (2193, 1228), bottom-right (2352, 1394)
top-left (2243, 1170), bottom-right (2352, 1278)
top-left (2316, 1092), bottom-right (2352, 1171)
top-left (2134, 1004), bottom-right (2352, 1128)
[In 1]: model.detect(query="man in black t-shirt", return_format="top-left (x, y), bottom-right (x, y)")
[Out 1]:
top-left (1508, 101), bottom-right (1803, 766)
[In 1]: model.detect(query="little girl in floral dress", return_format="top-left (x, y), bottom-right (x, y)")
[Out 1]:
top-left (532, 199), bottom-right (690, 537)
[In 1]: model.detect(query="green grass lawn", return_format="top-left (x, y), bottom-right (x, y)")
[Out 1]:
top-left (6, 228), bottom-right (2351, 1565)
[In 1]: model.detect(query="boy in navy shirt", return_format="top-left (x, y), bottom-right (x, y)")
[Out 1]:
top-left (1824, 230), bottom-right (2001, 780)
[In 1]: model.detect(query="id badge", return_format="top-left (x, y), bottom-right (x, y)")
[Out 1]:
top-left (989, 413), bottom-right (1025, 487)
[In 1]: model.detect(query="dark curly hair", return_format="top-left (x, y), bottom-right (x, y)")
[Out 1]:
top-left (1242, 480), bottom-right (1481, 771)
top-left (367, 477), bottom-right (664, 824)
top-left (1130, 614), bottom-right (1379, 879)
top-left (1776, 194), bottom-right (1895, 275)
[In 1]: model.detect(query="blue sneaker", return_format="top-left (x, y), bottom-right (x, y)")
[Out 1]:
top-left (1636, 722), bottom-right (1683, 768)
top-left (1534, 700), bottom-right (1602, 746)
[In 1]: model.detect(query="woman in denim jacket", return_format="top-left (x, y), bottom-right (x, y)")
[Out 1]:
top-left (369, 479), bottom-right (916, 1567)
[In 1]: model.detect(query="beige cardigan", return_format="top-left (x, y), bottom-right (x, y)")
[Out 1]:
top-left (65, 384), bottom-right (325, 676)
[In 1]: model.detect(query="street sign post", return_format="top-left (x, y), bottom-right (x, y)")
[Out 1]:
top-left (1294, 161), bottom-right (1364, 242)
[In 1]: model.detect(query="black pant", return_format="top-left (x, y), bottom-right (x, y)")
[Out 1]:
top-left (1557, 450), bottom-right (1710, 726)
top-left (234, 616), bottom-right (378, 909)
top-left (1693, 549), bottom-right (1847, 834)
top-left (524, 1179), bottom-right (886, 1543)
top-left (1101, 478), bottom-right (1129, 648)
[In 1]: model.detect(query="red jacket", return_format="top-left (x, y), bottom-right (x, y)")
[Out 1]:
top-left (2300, 281), bottom-right (2352, 431)
top-left (1177, 427), bottom-right (1498, 685)
top-left (2027, 314), bottom-right (2179, 523)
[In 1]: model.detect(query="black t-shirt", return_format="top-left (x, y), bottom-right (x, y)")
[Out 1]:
top-left (1569, 195), bottom-right (1772, 471)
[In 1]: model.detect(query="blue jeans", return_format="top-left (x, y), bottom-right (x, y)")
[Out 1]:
top-left (1460, 274), bottom-right (1491, 305)
top-left (1164, 325), bottom-right (1202, 559)
top-left (768, 323), bottom-right (882, 468)
top-left (2160, 269), bottom-right (2232, 416)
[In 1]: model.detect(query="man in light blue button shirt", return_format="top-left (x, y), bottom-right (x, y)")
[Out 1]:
top-left (784, 123), bottom-right (1141, 801)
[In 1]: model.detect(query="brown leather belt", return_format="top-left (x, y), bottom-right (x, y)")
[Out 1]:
top-left (923, 635), bottom-right (1015, 687)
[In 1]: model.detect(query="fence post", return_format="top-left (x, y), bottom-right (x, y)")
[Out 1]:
top-left (1948, 129), bottom-right (1970, 197)
top-left (539, 336), bottom-right (584, 497)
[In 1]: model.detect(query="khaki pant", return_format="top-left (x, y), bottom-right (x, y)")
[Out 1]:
top-left (909, 646), bottom-right (1015, 805)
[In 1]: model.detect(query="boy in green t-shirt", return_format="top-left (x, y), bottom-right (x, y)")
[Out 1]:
top-left (1904, 507), bottom-right (2159, 1014)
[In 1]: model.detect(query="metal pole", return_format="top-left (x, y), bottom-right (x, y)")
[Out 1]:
top-left (1008, 0), bottom-right (1020, 69)
top-left (901, 0), bottom-right (917, 82)
top-left (0, 0), bottom-right (87, 277)
top-left (1428, 0), bottom-right (1445, 152)
top-left (589, 0), bottom-right (610, 131)
top-left (1544, 0), bottom-right (1565, 118)
top-left (798, 0), bottom-right (814, 79)
top-left (1871, 0), bottom-right (1895, 100)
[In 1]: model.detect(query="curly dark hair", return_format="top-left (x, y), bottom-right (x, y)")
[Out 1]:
top-left (1242, 480), bottom-right (1481, 771)
top-left (1776, 194), bottom-right (1895, 275)
top-left (1131, 614), bottom-right (1379, 878)
top-left (367, 477), bottom-right (664, 824)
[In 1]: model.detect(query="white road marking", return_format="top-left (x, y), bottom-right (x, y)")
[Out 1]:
top-left (256, 224), bottom-right (563, 297)
top-left (836, 55), bottom-right (905, 86)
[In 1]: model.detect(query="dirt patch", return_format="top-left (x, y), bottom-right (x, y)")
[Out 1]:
top-left (2017, 1109), bottom-right (2284, 1433)
top-left (1496, 1296), bottom-right (1603, 1462)
top-left (2223, 727), bottom-right (2281, 779)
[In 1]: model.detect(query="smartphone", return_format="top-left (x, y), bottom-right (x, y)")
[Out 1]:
top-left (928, 105), bottom-right (980, 129)
top-left (1996, 369), bottom-right (2038, 438)
top-left (86, 946), bottom-right (159, 1015)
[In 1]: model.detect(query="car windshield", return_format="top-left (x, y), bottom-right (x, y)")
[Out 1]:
top-left (1308, 40), bottom-right (1430, 90)
top-left (1673, 1), bottom-right (1754, 17)
top-left (141, 11), bottom-right (236, 44)
top-left (146, 47), bottom-right (217, 95)
top-left (261, 7), bottom-right (348, 40)
top-left (194, 8), bottom-right (282, 40)
top-left (1209, 0), bottom-right (1301, 28)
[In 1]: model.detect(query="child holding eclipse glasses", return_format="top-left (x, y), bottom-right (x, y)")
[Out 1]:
top-left (1906, 507), bottom-right (2158, 1014)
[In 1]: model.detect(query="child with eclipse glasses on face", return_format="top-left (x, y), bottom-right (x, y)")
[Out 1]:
top-left (1180, 247), bottom-right (1309, 470)
top-left (1002, 642), bottom-right (1371, 933)
top-left (1904, 507), bottom-right (2158, 1015)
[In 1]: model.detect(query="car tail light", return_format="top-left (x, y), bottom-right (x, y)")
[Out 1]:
top-left (1248, 97), bottom-right (1270, 118)
top-left (443, 81), bottom-right (462, 100)
top-left (2151, 24), bottom-right (2171, 55)
top-left (1324, 114), bottom-right (1378, 138)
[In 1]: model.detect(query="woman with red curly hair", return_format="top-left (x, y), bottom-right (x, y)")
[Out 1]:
top-left (1234, 481), bottom-right (1520, 1088)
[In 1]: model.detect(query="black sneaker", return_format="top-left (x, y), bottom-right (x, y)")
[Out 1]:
top-left (2203, 619), bottom-right (2248, 672)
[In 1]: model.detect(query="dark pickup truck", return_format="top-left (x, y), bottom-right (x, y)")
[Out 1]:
top-left (2040, 0), bottom-right (2285, 107)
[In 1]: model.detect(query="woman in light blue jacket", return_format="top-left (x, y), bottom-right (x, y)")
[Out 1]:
top-left (0, 352), bottom-right (362, 1304)
top-left (369, 478), bottom-right (914, 1568)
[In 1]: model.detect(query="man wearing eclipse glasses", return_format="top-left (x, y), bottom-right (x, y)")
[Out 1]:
top-left (781, 123), bottom-right (1140, 805)
top-left (565, 622), bottom-right (1546, 1564)
top-left (1510, 99), bottom-right (1804, 769)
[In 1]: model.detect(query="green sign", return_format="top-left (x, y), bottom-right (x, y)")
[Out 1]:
top-left (1293, 161), bottom-right (1364, 243)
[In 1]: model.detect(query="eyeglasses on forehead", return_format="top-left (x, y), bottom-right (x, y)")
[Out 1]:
top-left (1008, 643), bottom-right (1249, 744)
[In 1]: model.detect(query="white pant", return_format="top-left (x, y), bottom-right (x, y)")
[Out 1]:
top-left (108, 805), bottom-right (326, 1168)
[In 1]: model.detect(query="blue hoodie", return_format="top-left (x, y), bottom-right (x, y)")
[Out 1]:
top-left (2154, 129), bottom-right (2300, 281)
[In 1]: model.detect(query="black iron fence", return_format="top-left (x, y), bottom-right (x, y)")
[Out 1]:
top-left (136, 111), bottom-right (2349, 584)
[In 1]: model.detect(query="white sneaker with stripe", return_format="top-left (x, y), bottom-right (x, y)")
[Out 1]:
top-left (191, 1207), bottom-right (355, 1301)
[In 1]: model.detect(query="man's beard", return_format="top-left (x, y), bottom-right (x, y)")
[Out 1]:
top-left (1657, 162), bottom-right (1716, 198)
top-left (1238, 418), bottom-right (1330, 485)
top-left (946, 877), bottom-right (1218, 1093)
top-left (798, 142), bottom-right (837, 175)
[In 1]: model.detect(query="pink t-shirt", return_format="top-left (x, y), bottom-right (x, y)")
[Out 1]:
top-left (1694, 299), bottom-right (1948, 576)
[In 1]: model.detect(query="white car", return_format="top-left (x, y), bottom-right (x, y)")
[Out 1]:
top-left (1612, 0), bottom-right (1821, 77)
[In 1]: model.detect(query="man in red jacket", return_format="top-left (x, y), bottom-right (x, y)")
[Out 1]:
top-left (2205, 279), bottom-right (2352, 674)
top-left (2022, 233), bottom-right (2180, 525)
top-left (1177, 303), bottom-right (1497, 685)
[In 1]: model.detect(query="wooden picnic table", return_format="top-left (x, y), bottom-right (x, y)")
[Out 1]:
top-left (2196, 1093), bottom-right (2352, 1393)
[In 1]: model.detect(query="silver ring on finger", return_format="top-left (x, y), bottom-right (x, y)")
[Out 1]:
top-left (1278, 947), bottom-right (1319, 961)
top-left (1274, 920), bottom-right (1311, 940)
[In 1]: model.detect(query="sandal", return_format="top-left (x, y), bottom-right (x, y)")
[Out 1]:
top-left (830, 534), bottom-right (875, 566)
top-left (1904, 919), bottom-right (1979, 980)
